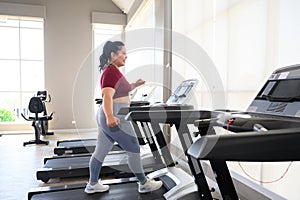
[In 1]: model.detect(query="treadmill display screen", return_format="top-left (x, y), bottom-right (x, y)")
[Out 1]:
top-left (166, 79), bottom-right (198, 104)
top-left (269, 79), bottom-right (300, 98)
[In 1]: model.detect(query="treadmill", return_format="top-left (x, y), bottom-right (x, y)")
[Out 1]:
top-left (188, 128), bottom-right (300, 200)
top-left (186, 64), bottom-right (300, 199)
top-left (53, 80), bottom-right (187, 156)
top-left (30, 114), bottom-right (200, 199)
top-left (36, 79), bottom-right (198, 183)
top-left (28, 80), bottom-right (203, 200)
top-left (125, 109), bottom-right (223, 199)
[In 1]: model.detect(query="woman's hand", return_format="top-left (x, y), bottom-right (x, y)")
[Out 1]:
top-left (134, 79), bottom-right (145, 87)
top-left (106, 115), bottom-right (120, 127)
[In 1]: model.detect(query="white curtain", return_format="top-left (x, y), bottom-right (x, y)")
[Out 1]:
top-left (172, 0), bottom-right (300, 199)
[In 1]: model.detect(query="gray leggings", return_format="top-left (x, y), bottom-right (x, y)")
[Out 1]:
top-left (89, 103), bottom-right (147, 183)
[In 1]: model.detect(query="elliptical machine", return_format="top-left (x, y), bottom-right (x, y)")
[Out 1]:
top-left (22, 91), bottom-right (54, 146)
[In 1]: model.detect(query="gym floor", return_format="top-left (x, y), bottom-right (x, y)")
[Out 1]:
top-left (0, 131), bottom-right (97, 200)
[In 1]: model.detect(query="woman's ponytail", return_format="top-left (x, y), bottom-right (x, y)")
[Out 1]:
top-left (98, 41), bottom-right (124, 72)
top-left (99, 54), bottom-right (108, 72)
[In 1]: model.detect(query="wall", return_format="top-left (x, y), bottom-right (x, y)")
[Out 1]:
top-left (0, 0), bottom-right (123, 131)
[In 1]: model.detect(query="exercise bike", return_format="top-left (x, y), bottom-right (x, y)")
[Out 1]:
top-left (21, 91), bottom-right (54, 146)
top-left (36, 91), bottom-right (54, 136)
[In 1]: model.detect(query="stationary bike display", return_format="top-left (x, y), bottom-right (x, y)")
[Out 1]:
top-left (21, 91), bottom-right (54, 146)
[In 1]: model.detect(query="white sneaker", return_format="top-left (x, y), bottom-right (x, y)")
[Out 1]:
top-left (138, 178), bottom-right (163, 193)
top-left (84, 181), bottom-right (109, 194)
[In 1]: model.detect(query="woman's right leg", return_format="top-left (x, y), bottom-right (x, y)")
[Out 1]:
top-left (107, 122), bottom-right (163, 193)
top-left (85, 129), bottom-right (113, 194)
top-left (88, 128), bottom-right (114, 184)
top-left (88, 107), bottom-right (115, 183)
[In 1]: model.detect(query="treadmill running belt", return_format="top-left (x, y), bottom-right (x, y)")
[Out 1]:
top-left (44, 156), bottom-right (91, 168)
top-left (31, 182), bottom-right (167, 200)
top-left (54, 140), bottom-right (122, 155)
top-left (44, 154), bottom-right (128, 169)
top-left (58, 140), bottom-right (96, 147)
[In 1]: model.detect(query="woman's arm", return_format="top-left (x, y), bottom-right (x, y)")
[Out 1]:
top-left (102, 87), bottom-right (120, 127)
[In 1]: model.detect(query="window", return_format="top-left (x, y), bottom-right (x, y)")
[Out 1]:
top-left (0, 16), bottom-right (44, 122)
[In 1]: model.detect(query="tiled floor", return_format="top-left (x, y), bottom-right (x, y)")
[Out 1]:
top-left (0, 131), bottom-right (97, 200)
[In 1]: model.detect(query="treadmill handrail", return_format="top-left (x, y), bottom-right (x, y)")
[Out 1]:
top-left (187, 127), bottom-right (300, 162)
top-left (214, 112), bottom-right (300, 132)
top-left (118, 104), bottom-right (194, 115)
top-left (125, 109), bottom-right (222, 124)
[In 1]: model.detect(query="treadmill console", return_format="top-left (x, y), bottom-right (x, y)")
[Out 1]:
top-left (118, 79), bottom-right (198, 115)
top-left (166, 79), bottom-right (198, 105)
top-left (247, 64), bottom-right (300, 118)
top-left (208, 65), bottom-right (300, 133)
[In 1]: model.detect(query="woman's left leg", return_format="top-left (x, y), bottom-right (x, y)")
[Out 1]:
top-left (104, 120), bottom-right (147, 183)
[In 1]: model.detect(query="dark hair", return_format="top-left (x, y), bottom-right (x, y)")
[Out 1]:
top-left (99, 41), bottom-right (124, 72)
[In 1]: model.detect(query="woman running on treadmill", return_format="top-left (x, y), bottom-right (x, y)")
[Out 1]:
top-left (85, 41), bottom-right (163, 194)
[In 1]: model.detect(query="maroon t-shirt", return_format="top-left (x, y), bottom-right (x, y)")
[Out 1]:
top-left (100, 65), bottom-right (131, 99)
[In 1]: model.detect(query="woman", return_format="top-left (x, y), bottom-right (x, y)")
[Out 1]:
top-left (85, 41), bottom-right (163, 194)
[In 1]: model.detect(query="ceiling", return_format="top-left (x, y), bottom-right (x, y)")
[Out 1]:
top-left (112, 0), bottom-right (135, 14)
